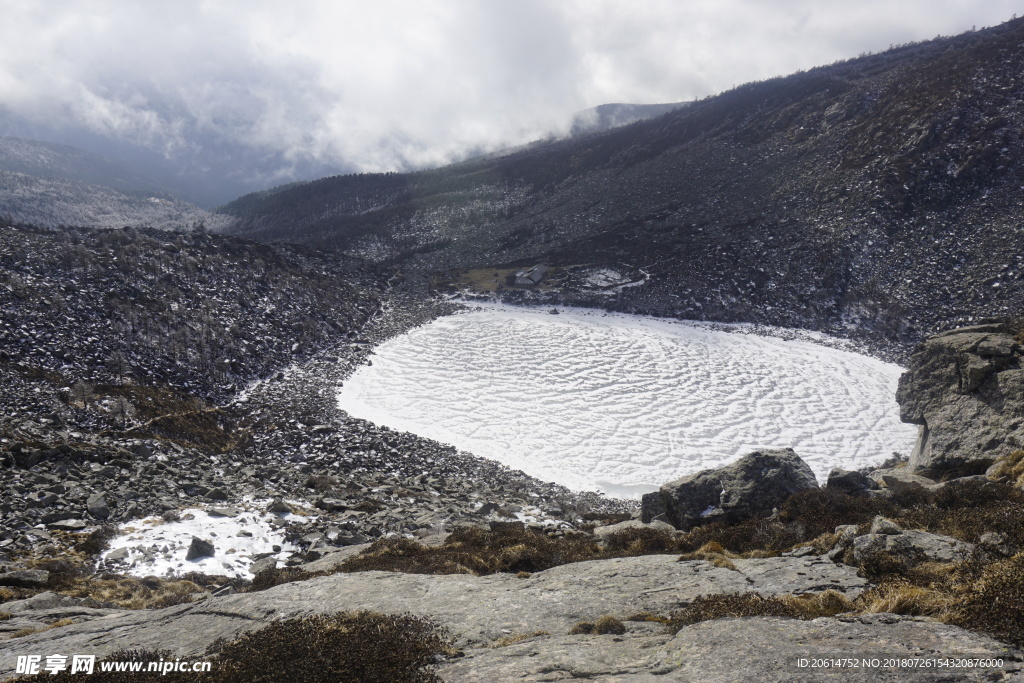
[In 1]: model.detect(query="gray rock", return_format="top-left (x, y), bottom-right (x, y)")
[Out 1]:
top-left (869, 516), bottom-right (902, 535)
top-left (47, 519), bottom-right (87, 531)
top-left (266, 499), bottom-right (291, 514)
top-left (641, 449), bottom-right (818, 530)
top-left (592, 519), bottom-right (675, 539)
top-left (86, 493), bottom-right (110, 520)
top-left (978, 531), bottom-right (1014, 556)
top-left (442, 615), bottom-right (1022, 682)
top-left (0, 592), bottom-right (113, 613)
top-left (868, 467), bottom-right (936, 491)
top-left (825, 468), bottom-right (879, 496)
top-left (249, 557), bottom-right (278, 576)
top-left (853, 529), bottom-right (974, 565)
top-left (185, 537), bottom-right (215, 560)
top-left (0, 569), bottom-right (50, 588)
top-left (896, 326), bottom-right (1024, 478)
top-left (474, 502), bottom-right (501, 516)
top-left (105, 548), bottom-right (130, 563)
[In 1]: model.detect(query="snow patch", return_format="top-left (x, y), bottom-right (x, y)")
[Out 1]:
top-left (101, 501), bottom-right (308, 579)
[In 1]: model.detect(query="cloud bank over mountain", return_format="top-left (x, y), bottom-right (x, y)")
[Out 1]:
top-left (0, 0), bottom-right (1017, 203)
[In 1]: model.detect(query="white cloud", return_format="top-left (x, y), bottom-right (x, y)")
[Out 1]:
top-left (0, 0), bottom-right (1018, 181)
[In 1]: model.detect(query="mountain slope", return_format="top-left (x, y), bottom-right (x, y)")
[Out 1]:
top-left (221, 18), bottom-right (1024, 355)
top-left (0, 170), bottom-right (232, 231)
top-left (0, 136), bottom-right (174, 194)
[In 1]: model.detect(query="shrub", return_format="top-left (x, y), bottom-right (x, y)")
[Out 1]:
top-left (778, 488), bottom-right (899, 540)
top-left (304, 475), bottom-right (339, 491)
top-left (677, 518), bottom-right (800, 555)
top-left (249, 567), bottom-right (321, 593)
top-left (897, 485), bottom-right (1024, 548)
top-left (776, 590), bottom-right (856, 619)
top-left (567, 616), bottom-right (625, 635)
top-left (339, 524), bottom-right (602, 576)
top-left (50, 574), bottom-right (206, 610)
top-left (213, 611), bottom-right (452, 683)
top-left (11, 649), bottom-right (198, 682)
top-left (602, 527), bottom-right (676, 555)
top-left (666, 593), bottom-right (800, 632)
top-left (952, 554), bottom-right (1024, 646)
top-left (592, 615), bottom-right (626, 635)
top-left (677, 541), bottom-right (738, 570)
top-left (76, 525), bottom-right (118, 557)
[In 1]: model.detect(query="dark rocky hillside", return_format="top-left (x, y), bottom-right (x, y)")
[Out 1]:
top-left (0, 221), bottom-right (380, 410)
top-left (221, 18), bottom-right (1024, 358)
top-left (0, 221), bottom-right (613, 575)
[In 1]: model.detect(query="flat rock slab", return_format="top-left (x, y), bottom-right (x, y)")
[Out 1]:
top-left (445, 615), bottom-right (1023, 681)
top-left (0, 554), bottom-right (867, 666)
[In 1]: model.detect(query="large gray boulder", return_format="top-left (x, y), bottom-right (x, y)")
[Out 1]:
top-left (896, 324), bottom-right (1024, 479)
top-left (641, 449), bottom-right (818, 530)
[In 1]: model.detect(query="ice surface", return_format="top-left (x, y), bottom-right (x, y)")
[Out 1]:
top-left (337, 304), bottom-right (919, 497)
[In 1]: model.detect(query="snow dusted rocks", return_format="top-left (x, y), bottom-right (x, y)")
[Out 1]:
top-left (897, 324), bottom-right (1024, 478)
top-left (100, 504), bottom-right (300, 579)
top-left (641, 449), bottom-right (818, 530)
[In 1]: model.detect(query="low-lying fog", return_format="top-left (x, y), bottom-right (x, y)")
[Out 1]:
top-left (337, 304), bottom-right (918, 498)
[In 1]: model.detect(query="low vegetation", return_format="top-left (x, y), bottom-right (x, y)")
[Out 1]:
top-left (567, 615), bottom-right (626, 635)
top-left (10, 611), bottom-right (453, 683)
top-left (7, 463), bottom-right (1024, 655)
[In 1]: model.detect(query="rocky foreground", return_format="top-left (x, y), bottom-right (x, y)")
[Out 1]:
top-left (1, 552), bottom-right (1018, 681)
top-left (1, 293), bottom-right (1023, 679)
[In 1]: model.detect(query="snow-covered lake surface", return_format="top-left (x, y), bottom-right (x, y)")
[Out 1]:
top-left (337, 304), bottom-right (919, 497)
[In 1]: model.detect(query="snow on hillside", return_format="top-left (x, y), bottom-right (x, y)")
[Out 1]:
top-left (337, 304), bottom-right (919, 497)
top-left (0, 170), bottom-right (232, 231)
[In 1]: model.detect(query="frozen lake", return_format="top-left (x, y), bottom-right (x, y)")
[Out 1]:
top-left (337, 304), bottom-right (918, 497)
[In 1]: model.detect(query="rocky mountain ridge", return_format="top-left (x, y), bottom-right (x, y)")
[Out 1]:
top-left (221, 17), bottom-right (1024, 359)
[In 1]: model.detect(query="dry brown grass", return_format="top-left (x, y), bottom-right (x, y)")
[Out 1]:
top-left (337, 525), bottom-right (603, 577)
top-left (677, 541), bottom-right (739, 570)
top-left (491, 630), bottom-right (549, 647)
top-left (777, 590), bottom-right (857, 619)
top-left (11, 617), bottom-right (76, 638)
top-left (667, 593), bottom-right (801, 631)
top-left (666, 590), bottom-right (856, 633)
top-left (856, 580), bottom-right (953, 617)
top-left (625, 612), bottom-right (671, 624)
top-left (72, 577), bottom-right (204, 610)
top-left (990, 450), bottom-right (1024, 488)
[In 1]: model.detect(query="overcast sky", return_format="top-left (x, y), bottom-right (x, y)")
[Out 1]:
top-left (0, 0), bottom-right (1019, 178)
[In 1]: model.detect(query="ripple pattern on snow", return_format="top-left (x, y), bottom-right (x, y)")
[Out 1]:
top-left (337, 305), bottom-right (918, 496)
